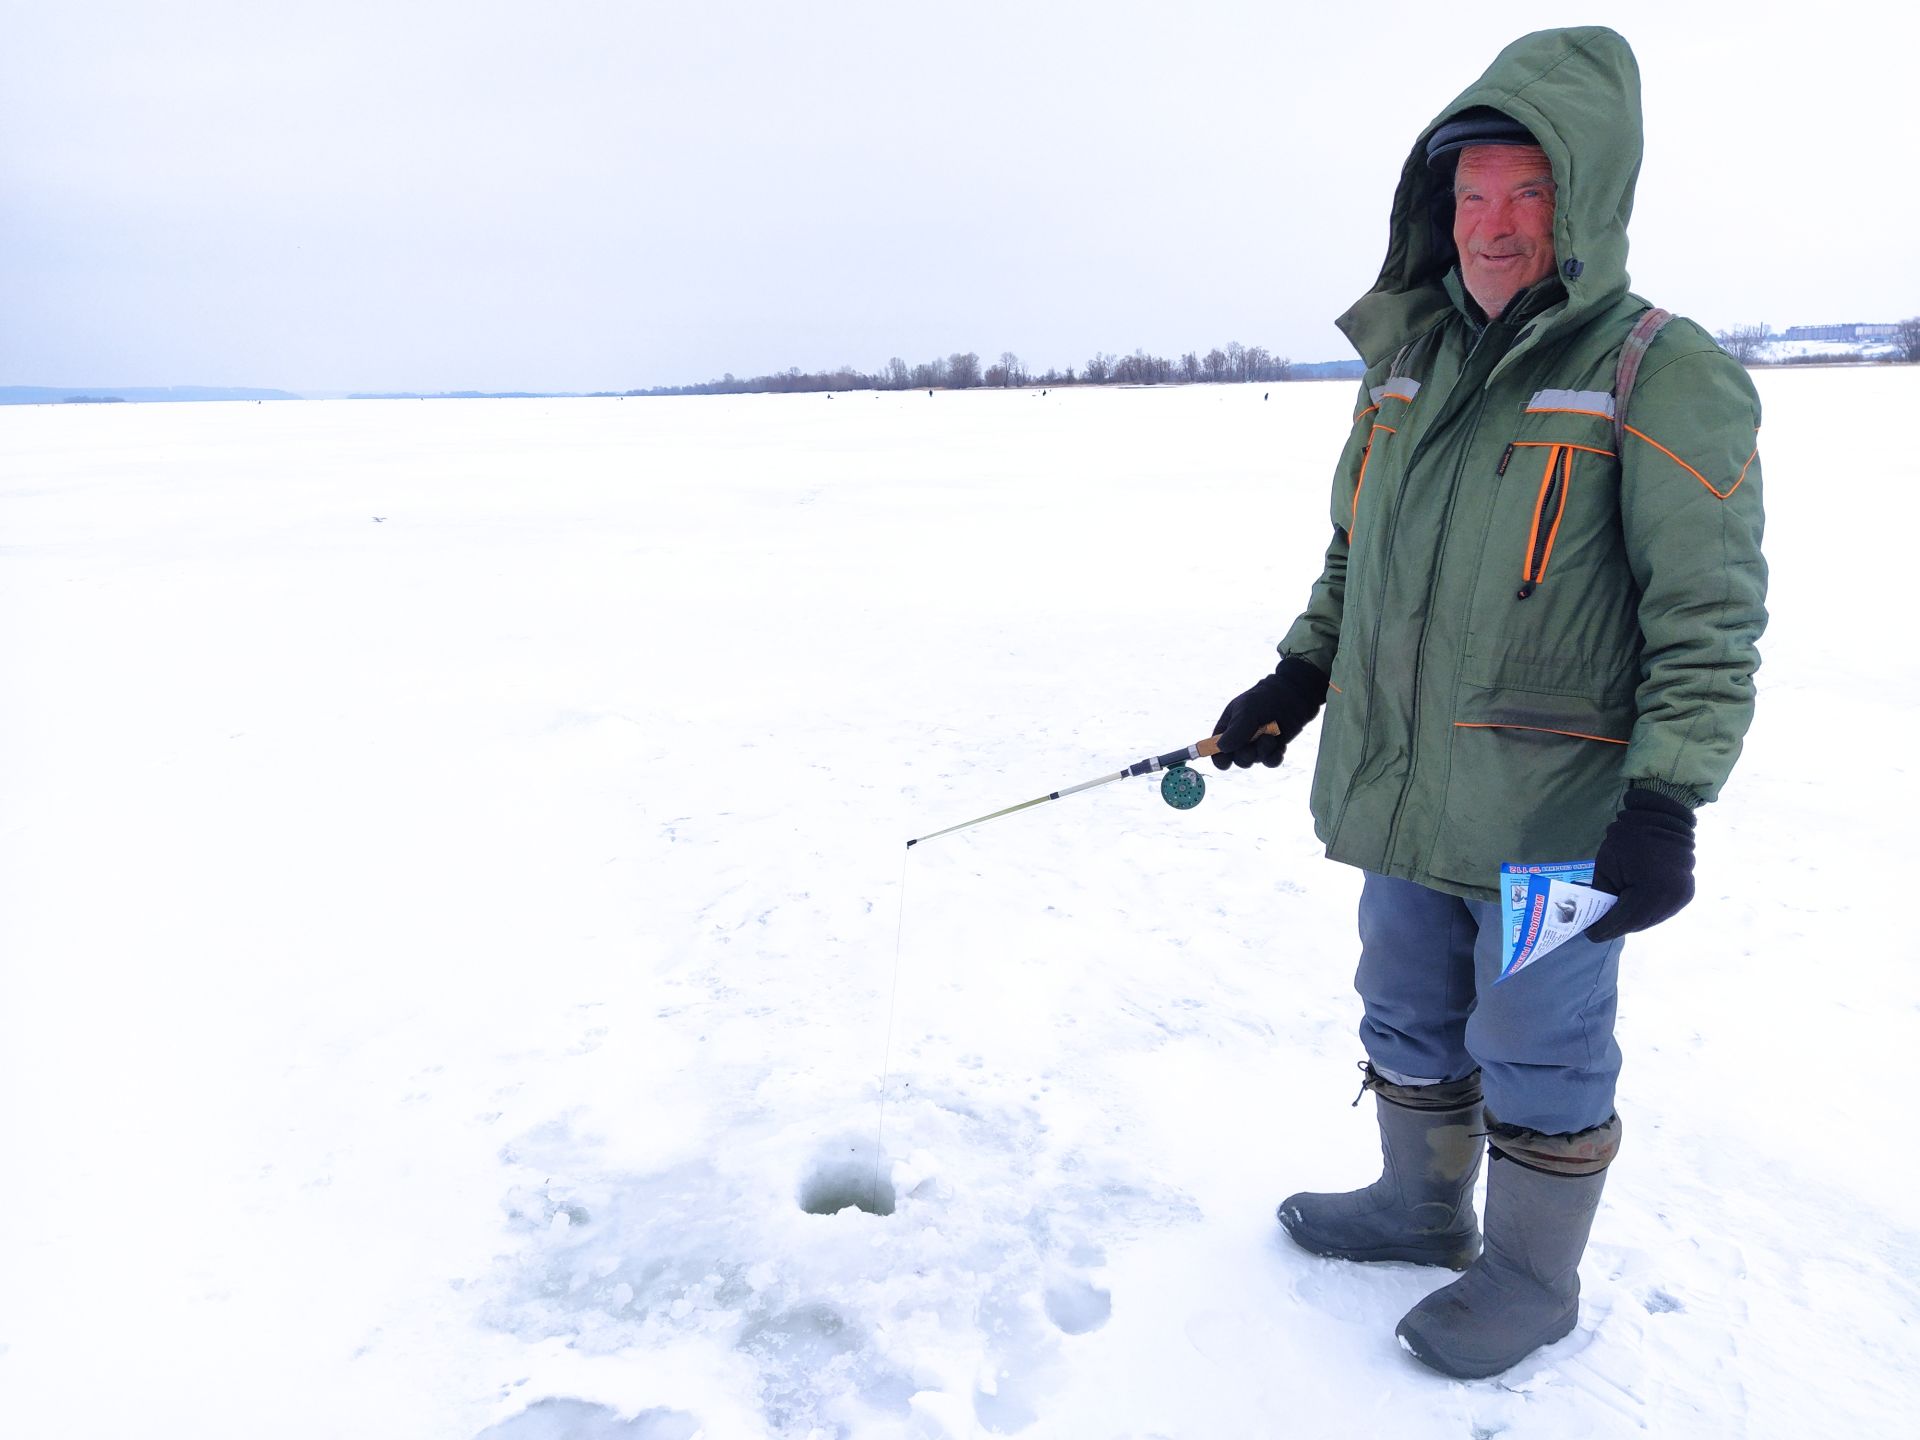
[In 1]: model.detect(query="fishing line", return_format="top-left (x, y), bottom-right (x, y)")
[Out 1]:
top-left (870, 842), bottom-right (911, 1211)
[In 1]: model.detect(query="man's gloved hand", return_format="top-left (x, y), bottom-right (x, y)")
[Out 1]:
top-left (1210, 656), bottom-right (1330, 771)
top-left (1585, 789), bottom-right (1697, 942)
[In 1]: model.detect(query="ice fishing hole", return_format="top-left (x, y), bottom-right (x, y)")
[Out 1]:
top-left (797, 1140), bottom-right (896, 1217)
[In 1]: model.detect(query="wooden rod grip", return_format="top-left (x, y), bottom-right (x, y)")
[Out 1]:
top-left (1193, 720), bottom-right (1281, 760)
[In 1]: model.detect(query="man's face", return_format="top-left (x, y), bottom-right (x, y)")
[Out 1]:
top-left (1452, 144), bottom-right (1557, 319)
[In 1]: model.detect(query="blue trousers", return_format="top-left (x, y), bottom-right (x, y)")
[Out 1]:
top-left (1354, 872), bottom-right (1624, 1135)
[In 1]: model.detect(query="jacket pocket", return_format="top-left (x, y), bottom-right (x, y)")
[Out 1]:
top-left (1422, 683), bottom-right (1633, 892)
top-left (1469, 403), bottom-right (1633, 670)
top-left (1511, 443), bottom-right (1569, 599)
top-left (1347, 378), bottom-right (1419, 542)
top-left (1497, 435), bottom-right (1611, 601)
top-left (1349, 423), bottom-right (1392, 540)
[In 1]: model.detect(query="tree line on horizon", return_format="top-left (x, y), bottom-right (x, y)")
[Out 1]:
top-left (625, 342), bottom-right (1299, 397)
top-left (1715, 317), bottom-right (1920, 366)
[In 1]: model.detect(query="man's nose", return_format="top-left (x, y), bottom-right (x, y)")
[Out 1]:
top-left (1481, 197), bottom-right (1517, 235)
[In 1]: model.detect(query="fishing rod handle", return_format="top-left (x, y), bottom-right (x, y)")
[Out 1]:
top-left (1194, 720), bottom-right (1281, 759)
top-left (1134, 721), bottom-right (1283, 775)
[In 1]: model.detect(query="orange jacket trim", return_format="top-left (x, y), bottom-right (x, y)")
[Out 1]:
top-left (1522, 445), bottom-right (1558, 580)
top-left (1523, 404), bottom-right (1614, 422)
top-left (1453, 721), bottom-right (1628, 746)
top-left (1351, 424), bottom-right (1395, 535)
top-left (1536, 446), bottom-right (1574, 582)
top-left (1623, 423), bottom-right (1754, 500)
top-left (1510, 439), bottom-right (1615, 459)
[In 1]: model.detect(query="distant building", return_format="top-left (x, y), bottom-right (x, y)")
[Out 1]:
top-left (1779, 323), bottom-right (1897, 342)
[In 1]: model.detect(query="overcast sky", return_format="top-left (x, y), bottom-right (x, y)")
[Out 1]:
top-left (3, 0), bottom-right (1912, 394)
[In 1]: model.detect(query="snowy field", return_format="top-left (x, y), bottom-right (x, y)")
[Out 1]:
top-left (1, 371), bottom-right (1914, 1439)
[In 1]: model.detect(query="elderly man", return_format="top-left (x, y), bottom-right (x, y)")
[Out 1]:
top-left (1209, 28), bottom-right (1766, 1378)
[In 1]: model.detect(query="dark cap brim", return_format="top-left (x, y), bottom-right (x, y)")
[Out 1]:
top-left (1425, 109), bottom-right (1540, 170)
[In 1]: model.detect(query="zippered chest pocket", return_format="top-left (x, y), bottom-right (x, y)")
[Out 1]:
top-left (1492, 396), bottom-right (1619, 602)
top-left (1345, 377), bottom-right (1422, 544)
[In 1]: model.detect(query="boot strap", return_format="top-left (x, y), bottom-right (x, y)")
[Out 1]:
top-left (1358, 1061), bottom-right (1483, 1113)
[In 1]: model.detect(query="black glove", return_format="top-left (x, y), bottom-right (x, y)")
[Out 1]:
top-left (1585, 789), bottom-right (1697, 942)
top-left (1210, 656), bottom-right (1330, 770)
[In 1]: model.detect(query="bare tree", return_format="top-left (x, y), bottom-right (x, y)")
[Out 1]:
top-left (1715, 324), bottom-right (1769, 366)
top-left (1113, 349), bottom-right (1169, 385)
top-left (1895, 317), bottom-right (1920, 364)
top-left (996, 351), bottom-right (1023, 388)
top-left (885, 357), bottom-right (910, 390)
top-left (1203, 348), bottom-right (1228, 382)
top-left (947, 352), bottom-right (981, 388)
top-left (1083, 352), bottom-right (1114, 384)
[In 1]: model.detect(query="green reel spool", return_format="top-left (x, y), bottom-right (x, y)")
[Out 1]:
top-left (1159, 763), bottom-right (1206, 810)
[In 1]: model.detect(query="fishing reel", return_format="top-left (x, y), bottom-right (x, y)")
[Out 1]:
top-left (1159, 763), bottom-right (1206, 810)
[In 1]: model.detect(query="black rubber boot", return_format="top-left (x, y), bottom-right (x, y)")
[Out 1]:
top-left (1276, 1068), bottom-right (1483, 1271)
top-left (1395, 1151), bottom-right (1606, 1379)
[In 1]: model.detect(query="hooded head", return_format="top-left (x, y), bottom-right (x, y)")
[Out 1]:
top-left (1337, 27), bottom-right (1644, 365)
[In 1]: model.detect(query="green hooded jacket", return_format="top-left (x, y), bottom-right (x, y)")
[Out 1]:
top-left (1279, 26), bottom-right (1768, 902)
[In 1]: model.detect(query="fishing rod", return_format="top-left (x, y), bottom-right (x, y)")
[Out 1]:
top-left (905, 721), bottom-right (1281, 848)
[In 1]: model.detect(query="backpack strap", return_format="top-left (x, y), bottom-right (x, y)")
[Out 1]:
top-left (1612, 307), bottom-right (1673, 457)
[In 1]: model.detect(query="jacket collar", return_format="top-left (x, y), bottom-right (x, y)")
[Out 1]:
top-left (1442, 267), bottom-right (1567, 338)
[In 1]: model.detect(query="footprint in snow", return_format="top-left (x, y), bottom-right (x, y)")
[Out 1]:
top-left (1043, 1274), bottom-right (1112, 1335)
top-left (475, 1397), bottom-right (700, 1439)
top-left (1286, 1252), bottom-right (1436, 1325)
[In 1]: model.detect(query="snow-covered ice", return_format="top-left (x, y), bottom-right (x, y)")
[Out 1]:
top-left (1, 373), bottom-right (1915, 1438)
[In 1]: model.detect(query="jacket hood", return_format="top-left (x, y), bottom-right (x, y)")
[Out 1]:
top-left (1337, 27), bottom-right (1644, 369)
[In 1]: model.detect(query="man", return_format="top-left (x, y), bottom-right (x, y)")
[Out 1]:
top-left (1209, 27), bottom-right (1766, 1379)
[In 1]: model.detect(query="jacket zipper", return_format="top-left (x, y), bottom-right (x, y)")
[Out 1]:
top-left (1517, 445), bottom-right (1570, 600)
top-left (1374, 353), bottom-right (1500, 868)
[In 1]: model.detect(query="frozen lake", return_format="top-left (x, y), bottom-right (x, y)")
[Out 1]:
top-left (2, 372), bottom-right (1914, 1438)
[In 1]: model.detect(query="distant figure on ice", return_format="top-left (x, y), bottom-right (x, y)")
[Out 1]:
top-left (1204, 26), bottom-right (1766, 1380)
